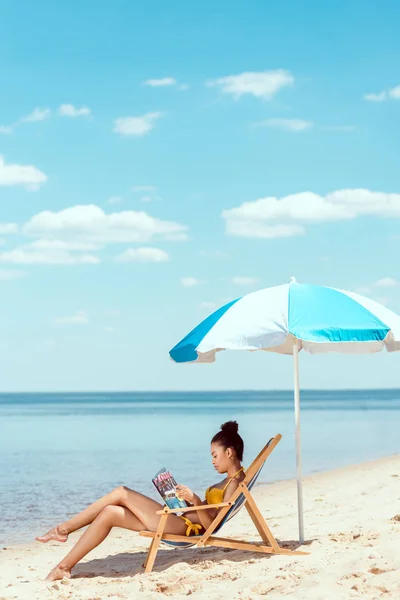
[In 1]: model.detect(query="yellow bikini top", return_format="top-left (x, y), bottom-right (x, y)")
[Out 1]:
top-left (205, 467), bottom-right (245, 505)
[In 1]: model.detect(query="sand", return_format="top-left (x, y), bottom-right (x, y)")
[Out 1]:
top-left (1, 455), bottom-right (399, 600)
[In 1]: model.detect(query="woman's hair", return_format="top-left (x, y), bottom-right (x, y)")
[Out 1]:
top-left (211, 421), bottom-right (244, 461)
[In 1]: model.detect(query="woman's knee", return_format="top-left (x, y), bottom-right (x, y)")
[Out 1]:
top-left (113, 485), bottom-right (132, 503)
top-left (98, 505), bottom-right (124, 523)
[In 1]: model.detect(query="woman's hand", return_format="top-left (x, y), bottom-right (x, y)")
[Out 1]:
top-left (175, 484), bottom-right (195, 503)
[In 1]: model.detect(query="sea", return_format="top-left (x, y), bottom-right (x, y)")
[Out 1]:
top-left (0, 389), bottom-right (399, 545)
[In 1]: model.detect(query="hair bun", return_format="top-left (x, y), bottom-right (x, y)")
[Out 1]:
top-left (221, 420), bottom-right (239, 434)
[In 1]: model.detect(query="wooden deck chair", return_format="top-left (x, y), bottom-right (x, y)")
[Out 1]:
top-left (140, 433), bottom-right (309, 573)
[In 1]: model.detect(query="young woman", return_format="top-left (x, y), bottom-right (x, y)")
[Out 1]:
top-left (37, 421), bottom-right (245, 581)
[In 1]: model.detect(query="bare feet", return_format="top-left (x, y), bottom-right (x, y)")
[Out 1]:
top-left (45, 564), bottom-right (71, 582)
top-left (35, 526), bottom-right (68, 543)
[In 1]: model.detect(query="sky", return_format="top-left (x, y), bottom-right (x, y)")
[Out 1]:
top-left (0, 0), bottom-right (400, 391)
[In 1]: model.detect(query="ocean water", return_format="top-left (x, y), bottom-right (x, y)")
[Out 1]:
top-left (0, 389), bottom-right (399, 545)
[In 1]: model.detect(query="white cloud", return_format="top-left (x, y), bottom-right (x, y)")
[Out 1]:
top-left (21, 107), bottom-right (51, 122)
top-left (258, 118), bottom-right (313, 132)
top-left (113, 112), bottom-right (163, 136)
top-left (222, 189), bottom-right (400, 238)
top-left (143, 77), bottom-right (177, 87)
top-left (130, 188), bottom-right (161, 203)
top-left (364, 91), bottom-right (387, 102)
top-left (0, 249), bottom-right (99, 265)
top-left (364, 86), bottom-right (400, 102)
top-left (232, 276), bottom-right (260, 286)
top-left (226, 221), bottom-right (304, 239)
top-left (180, 277), bottom-right (202, 287)
top-left (115, 247), bottom-right (169, 263)
top-left (29, 239), bottom-right (102, 251)
top-left (207, 70), bottom-right (294, 100)
top-left (1, 104), bottom-right (90, 133)
top-left (355, 279), bottom-right (398, 298)
top-left (107, 196), bottom-right (122, 205)
top-left (58, 104), bottom-right (91, 117)
top-left (131, 185), bottom-right (157, 192)
top-left (103, 326), bottom-right (115, 334)
top-left (55, 310), bottom-right (88, 325)
top-left (199, 301), bottom-right (217, 310)
top-left (0, 155), bottom-right (47, 190)
top-left (0, 269), bottom-right (26, 280)
top-left (389, 85), bottom-right (400, 99)
top-left (371, 296), bottom-right (390, 306)
top-left (23, 204), bottom-right (188, 243)
top-left (354, 286), bottom-right (371, 294)
top-left (105, 309), bottom-right (121, 317)
top-left (0, 223), bottom-right (18, 234)
top-left (373, 277), bottom-right (398, 288)
top-left (143, 78), bottom-right (188, 90)
top-left (1, 107), bottom-right (51, 133)
top-left (0, 241), bottom-right (100, 265)
top-left (257, 120), bottom-right (353, 133)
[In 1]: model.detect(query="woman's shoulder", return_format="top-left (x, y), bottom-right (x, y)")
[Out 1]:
top-left (224, 469), bottom-right (245, 490)
top-left (207, 478), bottom-right (225, 490)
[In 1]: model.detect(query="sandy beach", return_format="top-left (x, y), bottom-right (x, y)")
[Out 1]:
top-left (1, 454), bottom-right (399, 600)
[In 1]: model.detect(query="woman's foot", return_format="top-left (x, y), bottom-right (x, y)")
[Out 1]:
top-left (35, 526), bottom-right (68, 543)
top-left (45, 564), bottom-right (71, 582)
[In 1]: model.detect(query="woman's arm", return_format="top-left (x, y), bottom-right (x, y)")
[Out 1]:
top-left (191, 494), bottom-right (218, 530)
top-left (176, 481), bottom-right (240, 531)
top-left (176, 485), bottom-right (217, 529)
top-left (194, 479), bottom-right (241, 529)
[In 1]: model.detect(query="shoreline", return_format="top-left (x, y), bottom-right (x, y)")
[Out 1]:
top-left (2, 452), bottom-right (399, 549)
top-left (1, 453), bottom-right (399, 599)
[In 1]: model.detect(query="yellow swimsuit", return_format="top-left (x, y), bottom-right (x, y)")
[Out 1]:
top-left (179, 467), bottom-right (245, 536)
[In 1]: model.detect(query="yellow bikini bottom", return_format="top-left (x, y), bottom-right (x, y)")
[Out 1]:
top-left (179, 516), bottom-right (203, 536)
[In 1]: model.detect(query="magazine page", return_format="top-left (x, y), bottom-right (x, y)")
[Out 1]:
top-left (151, 467), bottom-right (187, 510)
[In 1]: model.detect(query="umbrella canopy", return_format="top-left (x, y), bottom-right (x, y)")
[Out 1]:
top-left (169, 279), bottom-right (400, 543)
top-left (170, 280), bottom-right (400, 363)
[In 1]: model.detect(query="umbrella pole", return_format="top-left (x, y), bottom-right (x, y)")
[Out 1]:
top-left (293, 340), bottom-right (305, 544)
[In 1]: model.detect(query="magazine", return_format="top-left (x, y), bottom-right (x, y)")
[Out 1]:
top-left (152, 467), bottom-right (188, 510)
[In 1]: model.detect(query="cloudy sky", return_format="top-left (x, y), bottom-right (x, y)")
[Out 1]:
top-left (1, 0), bottom-right (399, 391)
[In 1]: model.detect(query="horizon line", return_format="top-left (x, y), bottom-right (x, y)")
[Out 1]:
top-left (0, 387), bottom-right (399, 395)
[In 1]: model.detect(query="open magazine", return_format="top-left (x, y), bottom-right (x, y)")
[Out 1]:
top-left (152, 467), bottom-right (188, 510)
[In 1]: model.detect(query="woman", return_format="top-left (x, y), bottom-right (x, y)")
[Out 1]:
top-left (36, 421), bottom-right (245, 581)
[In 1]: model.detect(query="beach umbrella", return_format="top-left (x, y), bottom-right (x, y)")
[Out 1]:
top-left (169, 279), bottom-right (400, 543)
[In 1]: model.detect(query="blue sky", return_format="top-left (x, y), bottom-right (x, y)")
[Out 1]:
top-left (0, 0), bottom-right (400, 391)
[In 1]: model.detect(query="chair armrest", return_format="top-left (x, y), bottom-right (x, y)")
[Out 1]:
top-left (156, 501), bottom-right (232, 515)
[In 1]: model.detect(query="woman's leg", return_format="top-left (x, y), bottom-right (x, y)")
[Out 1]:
top-left (36, 486), bottom-right (143, 542)
top-left (45, 505), bottom-right (143, 581)
top-left (37, 485), bottom-right (192, 543)
top-left (46, 496), bottom-right (189, 581)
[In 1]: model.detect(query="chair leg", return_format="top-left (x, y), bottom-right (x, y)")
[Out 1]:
top-left (241, 485), bottom-right (280, 552)
top-left (142, 538), bottom-right (155, 569)
top-left (144, 513), bottom-right (168, 574)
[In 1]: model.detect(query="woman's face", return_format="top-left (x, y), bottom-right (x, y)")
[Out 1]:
top-left (210, 442), bottom-right (232, 474)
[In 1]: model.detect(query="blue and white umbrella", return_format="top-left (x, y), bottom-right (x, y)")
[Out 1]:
top-left (170, 279), bottom-right (400, 542)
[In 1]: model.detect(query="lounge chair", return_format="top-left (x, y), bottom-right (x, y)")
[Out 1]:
top-left (140, 433), bottom-right (309, 573)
